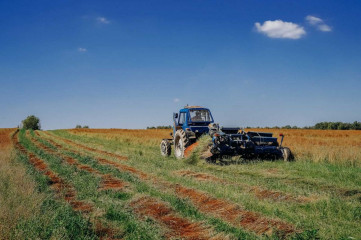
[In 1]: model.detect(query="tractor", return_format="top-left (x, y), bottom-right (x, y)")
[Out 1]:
top-left (160, 106), bottom-right (293, 161)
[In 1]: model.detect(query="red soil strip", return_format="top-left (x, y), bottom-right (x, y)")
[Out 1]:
top-left (40, 132), bottom-right (297, 236)
top-left (175, 170), bottom-right (311, 203)
top-left (12, 133), bottom-right (93, 213)
top-left (100, 162), bottom-right (297, 236)
top-left (130, 196), bottom-right (221, 240)
top-left (184, 142), bottom-right (199, 158)
top-left (16, 132), bottom-right (121, 239)
top-left (43, 131), bottom-right (128, 161)
top-left (30, 135), bottom-right (100, 176)
top-left (99, 174), bottom-right (127, 191)
top-left (96, 157), bottom-right (149, 180)
top-left (174, 184), bottom-right (295, 237)
top-left (31, 134), bottom-right (127, 192)
top-left (94, 221), bottom-right (120, 240)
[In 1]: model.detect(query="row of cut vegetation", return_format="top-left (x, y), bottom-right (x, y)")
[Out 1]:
top-left (45, 128), bottom-right (361, 239)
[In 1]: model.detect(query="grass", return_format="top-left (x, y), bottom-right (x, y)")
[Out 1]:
top-left (0, 129), bottom-right (44, 239)
top-left (0, 129), bottom-right (97, 240)
top-left (3, 127), bottom-right (361, 239)
top-left (36, 131), bottom-right (258, 239)
top-left (48, 128), bottom-right (361, 239)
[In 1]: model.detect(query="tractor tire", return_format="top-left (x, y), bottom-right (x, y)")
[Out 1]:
top-left (174, 130), bottom-right (188, 159)
top-left (160, 139), bottom-right (171, 157)
top-left (281, 147), bottom-right (293, 161)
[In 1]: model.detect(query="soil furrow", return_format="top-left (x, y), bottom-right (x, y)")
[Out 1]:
top-left (31, 133), bottom-right (128, 192)
top-left (16, 132), bottom-right (121, 239)
top-left (41, 131), bottom-right (297, 237)
top-left (130, 196), bottom-right (224, 240)
top-left (12, 132), bottom-right (93, 213)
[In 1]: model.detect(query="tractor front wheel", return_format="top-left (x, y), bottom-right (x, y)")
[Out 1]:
top-left (174, 130), bottom-right (188, 159)
top-left (160, 139), bottom-right (171, 157)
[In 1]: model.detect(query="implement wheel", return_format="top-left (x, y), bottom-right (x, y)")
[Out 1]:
top-left (174, 130), bottom-right (188, 159)
top-left (160, 139), bottom-right (171, 157)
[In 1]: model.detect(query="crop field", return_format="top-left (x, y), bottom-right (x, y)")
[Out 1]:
top-left (2, 128), bottom-right (361, 239)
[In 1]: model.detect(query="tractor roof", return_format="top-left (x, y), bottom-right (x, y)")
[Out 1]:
top-left (184, 105), bottom-right (205, 109)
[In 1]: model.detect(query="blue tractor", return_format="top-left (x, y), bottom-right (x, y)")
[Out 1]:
top-left (160, 106), bottom-right (293, 161)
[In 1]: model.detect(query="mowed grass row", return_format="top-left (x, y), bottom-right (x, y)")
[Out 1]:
top-left (36, 131), bottom-right (261, 239)
top-left (19, 130), bottom-right (167, 239)
top-left (4, 129), bottom-right (97, 240)
top-left (38, 131), bottom-right (304, 238)
top-left (47, 128), bottom-right (361, 240)
top-left (35, 130), bottom-right (280, 239)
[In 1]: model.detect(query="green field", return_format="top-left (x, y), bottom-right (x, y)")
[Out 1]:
top-left (2, 128), bottom-right (361, 239)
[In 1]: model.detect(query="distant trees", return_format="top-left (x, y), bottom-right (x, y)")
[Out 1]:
top-left (146, 125), bottom-right (172, 129)
top-left (22, 115), bottom-right (41, 130)
top-left (75, 125), bottom-right (90, 129)
top-left (313, 121), bottom-right (361, 130)
top-left (246, 121), bottom-right (361, 130)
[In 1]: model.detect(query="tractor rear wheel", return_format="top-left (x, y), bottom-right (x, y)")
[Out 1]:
top-left (160, 139), bottom-right (171, 157)
top-left (174, 130), bottom-right (188, 159)
top-left (281, 147), bottom-right (293, 161)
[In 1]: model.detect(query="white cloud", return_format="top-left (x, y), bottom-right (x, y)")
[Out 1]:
top-left (255, 20), bottom-right (306, 39)
top-left (306, 15), bottom-right (332, 32)
top-left (78, 47), bottom-right (87, 52)
top-left (305, 15), bottom-right (322, 25)
top-left (96, 17), bottom-right (110, 24)
top-left (318, 24), bottom-right (332, 32)
top-left (174, 98), bottom-right (180, 103)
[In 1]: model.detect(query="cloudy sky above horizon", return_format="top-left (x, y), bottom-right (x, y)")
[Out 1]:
top-left (1, 0), bottom-right (361, 129)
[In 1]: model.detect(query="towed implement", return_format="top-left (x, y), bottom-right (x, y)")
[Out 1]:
top-left (160, 106), bottom-right (293, 161)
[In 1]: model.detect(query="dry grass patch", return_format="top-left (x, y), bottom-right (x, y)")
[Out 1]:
top-left (0, 129), bottom-right (44, 239)
top-left (68, 128), bottom-right (172, 146)
top-left (246, 128), bottom-right (361, 166)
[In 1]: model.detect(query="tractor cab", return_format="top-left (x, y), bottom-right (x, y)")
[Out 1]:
top-left (173, 106), bottom-right (214, 140)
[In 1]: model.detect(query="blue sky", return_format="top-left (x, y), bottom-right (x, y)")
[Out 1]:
top-left (1, 0), bottom-right (361, 129)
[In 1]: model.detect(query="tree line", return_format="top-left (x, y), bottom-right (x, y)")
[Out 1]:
top-left (248, 121), bottom-right (361, 130)
top-left (146, 125), bottom-right (172, 129)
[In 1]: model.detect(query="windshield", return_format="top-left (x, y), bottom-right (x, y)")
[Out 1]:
top-left (189, 109), bottom-right (213, 122)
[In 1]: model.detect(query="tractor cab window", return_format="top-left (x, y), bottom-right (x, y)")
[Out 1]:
top-left (178, 112), bottom-right (186, 125)
top-left (189, 109), bottom-right (213, 122)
